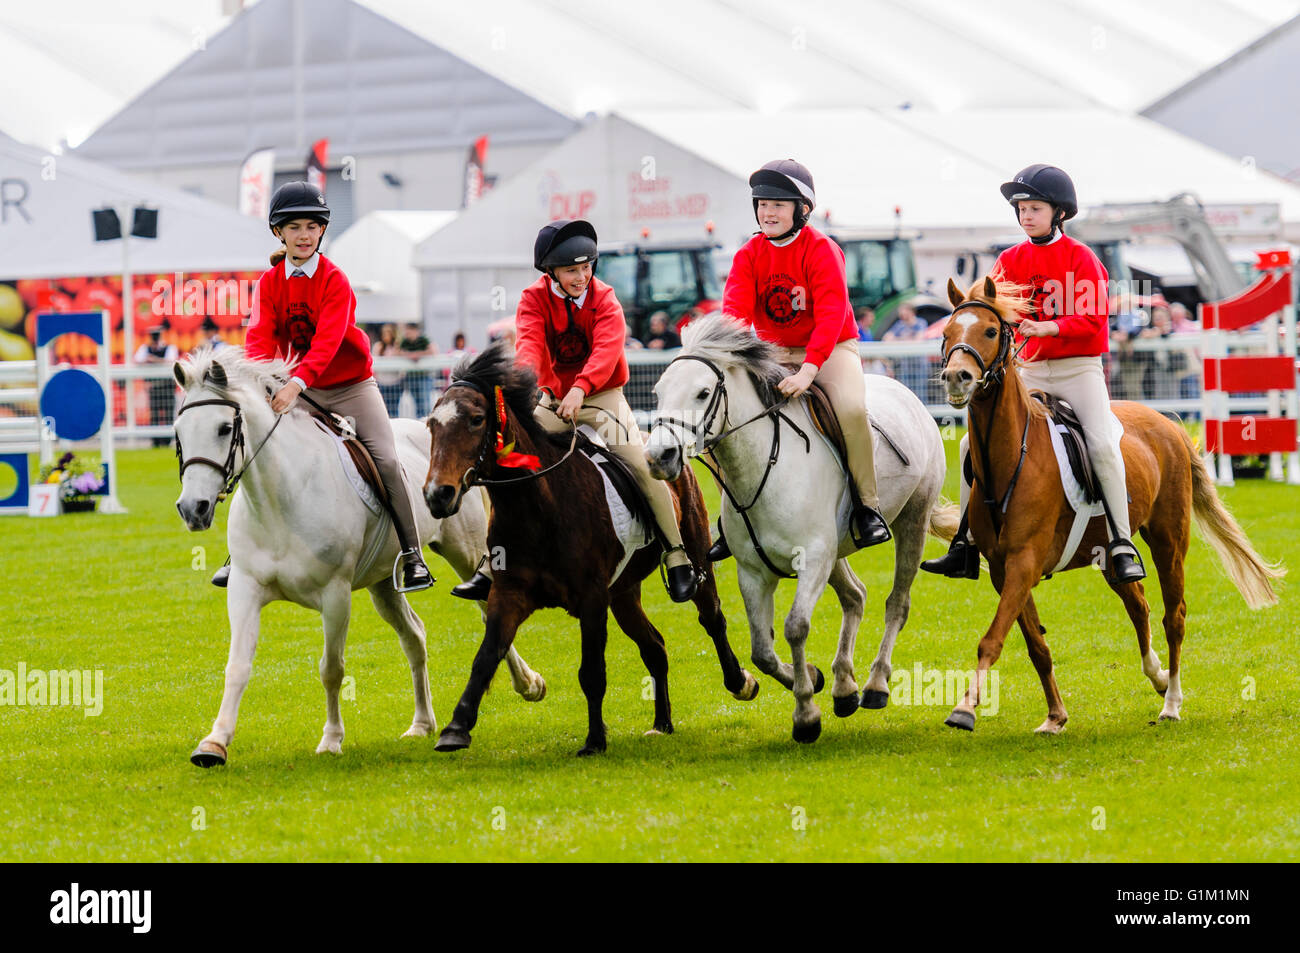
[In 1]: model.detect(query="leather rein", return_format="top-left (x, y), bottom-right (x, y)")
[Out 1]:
top-left (175, 395), bottom-right (284, 502)
top-left (650, 354), bottom-right (811, 579)
top-left (442, 377), bottom-right (578, 491)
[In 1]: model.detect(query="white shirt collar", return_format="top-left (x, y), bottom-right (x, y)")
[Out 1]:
top-left (285, 252), bottom-right (321, 279)
top-left (769, 228), bottom-right (802, 248)
top-left (550, 279), bottom-right (588, 308)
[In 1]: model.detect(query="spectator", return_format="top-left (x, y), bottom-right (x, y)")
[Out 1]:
top-left (200, 316), bottom-right (228, 351)
top-left (135, 325), bottom-right (178, 447)
top-left (624, 320), bottom-right (644, 350)
top-left (1109, 295), bottom-right (1147, 400)
top-left (1139, 305), bottom-right (1182, 401)
top-left (855, 306), bottom-right (876, 342)
top-left (883, 303), bottom-right (928, 397)
top-left (644, 310), bottom-right (681, 349)
top-left (399, 322), bottom-right (435, 418)
top-left (372, 323), bottom-right (404, 416)
top-left (1170, 302), bottom-right (1199, 334)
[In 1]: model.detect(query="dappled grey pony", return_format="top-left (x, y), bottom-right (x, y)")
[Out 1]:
top-left (173, 346), bottom-right (546, 766)
top-left (646, 317), bottom-right (958, 742)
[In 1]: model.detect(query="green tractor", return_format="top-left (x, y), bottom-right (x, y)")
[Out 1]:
top-left (826, 229), bottom-right (949, 337)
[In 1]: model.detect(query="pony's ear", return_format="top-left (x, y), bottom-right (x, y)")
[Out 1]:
top-left (206, 361), bottom-right (228, 389)
top-left (173, 361), bottom-right (190, 389)
top-left (946, 278), bottom-right (965, 308)
top-left (982, 276), bottom-right (997, 300)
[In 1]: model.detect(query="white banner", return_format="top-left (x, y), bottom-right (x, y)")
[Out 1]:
top-left (238, 148), bottom-right (276, 219)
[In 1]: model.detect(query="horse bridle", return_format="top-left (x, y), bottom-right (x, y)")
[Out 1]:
top-left (441, 378), bottom-right (578, 491)
top-left (650, 354), bottom-right (811, 579)
top-left (939, 300), bottom-right (1019, 393)
top-left (939, 299), bottom-right (1033, 531)
top-left (174, 396), bottom-right (283, 502)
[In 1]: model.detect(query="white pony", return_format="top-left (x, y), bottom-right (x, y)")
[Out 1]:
top-left (173, 346), bottom-right (545, 766)
top-left (646, 317), bottom-right (957, 742)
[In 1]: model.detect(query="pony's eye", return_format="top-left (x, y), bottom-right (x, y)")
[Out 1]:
top-left (469, 414), bottom-right (485, 428)
top-left (218, 423), bottom-right (232, 437)
top-left (985, 327), bottom-right (998, 338)
top-left (696, 389), bottom-right (710, 401)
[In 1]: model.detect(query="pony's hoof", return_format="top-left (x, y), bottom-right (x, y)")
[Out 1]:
top-left (401, 723), bottom-right (433, 738)
top-left (524, 677), bottom-right (547, 702)
top-left (944, 709), bottom-right (976, 731)
top-left (644, 723), bottom-right (673, 736)
top-left (832, 693), bottom-right (859, 718)
top-left (315, 737), bottom-right (343, 755)
top-left (1034, 719), bottom-right (1066, 735)
top-left (812, 667), bottom-right (826, 694)
top-left (732, 670), bottom-right (760, 701)
top-left (434, 727), bottom-right (472, 752)
top-left (792, 718), bottom-right (822, 744)
top-left (860, 689), bottom-right (890, 710)
top-left (576, 741), bottom-right (607, 757)
top-left (1159, 711), bottom-right (1181, 722)
top-left (190, 740), bottom-right (227, 768)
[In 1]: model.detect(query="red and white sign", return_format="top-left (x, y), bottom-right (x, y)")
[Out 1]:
top-left (238, 148), bottom-right (276, 219)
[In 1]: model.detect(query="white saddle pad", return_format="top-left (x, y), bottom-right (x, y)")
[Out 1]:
top-left (1047, 410), bottom-right (1123, 574)
top-left (312, 419), bottom-right (383, 517)
top-left (579, 424), bottom-right (653, 584)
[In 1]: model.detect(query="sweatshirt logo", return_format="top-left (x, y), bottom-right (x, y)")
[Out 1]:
top-left (286, 301), bottom-right (315, 352)
top-left (761, 273), bottom-right (802, 325)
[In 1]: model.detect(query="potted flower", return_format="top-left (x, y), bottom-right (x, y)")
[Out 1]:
top-left (38, 452), bottom-right (105, 512)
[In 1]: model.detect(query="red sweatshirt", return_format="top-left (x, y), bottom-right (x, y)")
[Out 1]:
top-left (245, 255), bottom-right (372, 389)
top-left (992, 234), bottom-right (1110, 363)
top-left (515, 275), bottom-right (629, 397)
top-left (722, 225), bottom-right (856, 368)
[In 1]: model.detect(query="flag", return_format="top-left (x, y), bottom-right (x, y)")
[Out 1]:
top-left (237, 148), bottom-right (275, 219)
top-left (306, 139), bottom-right (329, 195)
top-left (462, 135), bottom-right (490, 208)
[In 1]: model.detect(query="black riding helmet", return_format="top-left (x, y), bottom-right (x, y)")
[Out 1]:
top-left (999, 164), bottom-right (1077, 242)
top-left (268, 181), bottom-right (330, 233)
top-left (534, 219), bottom-right (598, 274)
top-left (750, 159), bottom-right (816, 241)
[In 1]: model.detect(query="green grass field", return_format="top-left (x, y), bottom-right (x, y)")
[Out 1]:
top-left (1, 436), bottom-right (1296, 862)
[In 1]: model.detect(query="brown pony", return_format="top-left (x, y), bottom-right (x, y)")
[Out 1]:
top-left (938, 276), bottom-right (1283, 733)
top-left (422, 342), bottom-right (758, 756)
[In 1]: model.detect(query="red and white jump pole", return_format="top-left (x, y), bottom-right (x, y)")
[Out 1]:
top-left (1199, 248), bottom-right (1300, 486)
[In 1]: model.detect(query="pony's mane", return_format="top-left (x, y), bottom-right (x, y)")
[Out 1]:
top-left (680, 316), bottom-right (788, 406)
top-left (962, 277), bottom-right (1036, 323)
top-left (451, 340), bottom-right (545, 439)
top-left (178, 345), bottom-right (297, 396)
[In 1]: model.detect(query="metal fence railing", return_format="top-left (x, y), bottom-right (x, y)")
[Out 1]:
top-left (1, 333), bottom-right (1289, 453)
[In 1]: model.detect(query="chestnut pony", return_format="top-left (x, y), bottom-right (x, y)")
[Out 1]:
top-left (938, 277), bottom-right (1283, 733)
top-left (422, 342), bottom-right (758, 756)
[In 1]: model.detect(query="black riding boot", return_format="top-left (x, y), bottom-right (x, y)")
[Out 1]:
top-left (851, 505), bottom-right (891, 548)
top-left (663, 546), bottom-right (699, 603)
top-left (451, 570), bottom-right (493, 600)
top-left (1108, 540), bottom-right (1146, 583)
top-left (395, 548), bottom-right (433, 593)
top-left (920, 536), bottom-right (980, 580)
top-left (708, 520), bottom-right (731, 562)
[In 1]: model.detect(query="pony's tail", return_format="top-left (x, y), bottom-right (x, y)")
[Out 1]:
top-left (1180, 429), bottom-right (1285, 609)
top-left (927, 497), bottom-right (961, 543)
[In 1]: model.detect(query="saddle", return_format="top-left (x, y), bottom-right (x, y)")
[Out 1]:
top-left (804, 382), bottom-right (863, 513)
top-left (571, 430), bottom-right (657, 543)
top-left (1029, 392), bottom-right (1101, 504)
top-left (310, 411), bottom-right (391, 508)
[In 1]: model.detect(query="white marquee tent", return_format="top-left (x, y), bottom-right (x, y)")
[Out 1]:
top-left (327, 210), bottom-right (457, 322)
top-left (0, 131), bottom-right (272, 280)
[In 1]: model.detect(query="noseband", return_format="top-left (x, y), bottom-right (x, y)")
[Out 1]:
top-left (174, 394), bottom-right (283, 502)
top-left (940, 300), bottom-right (1016, 392)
